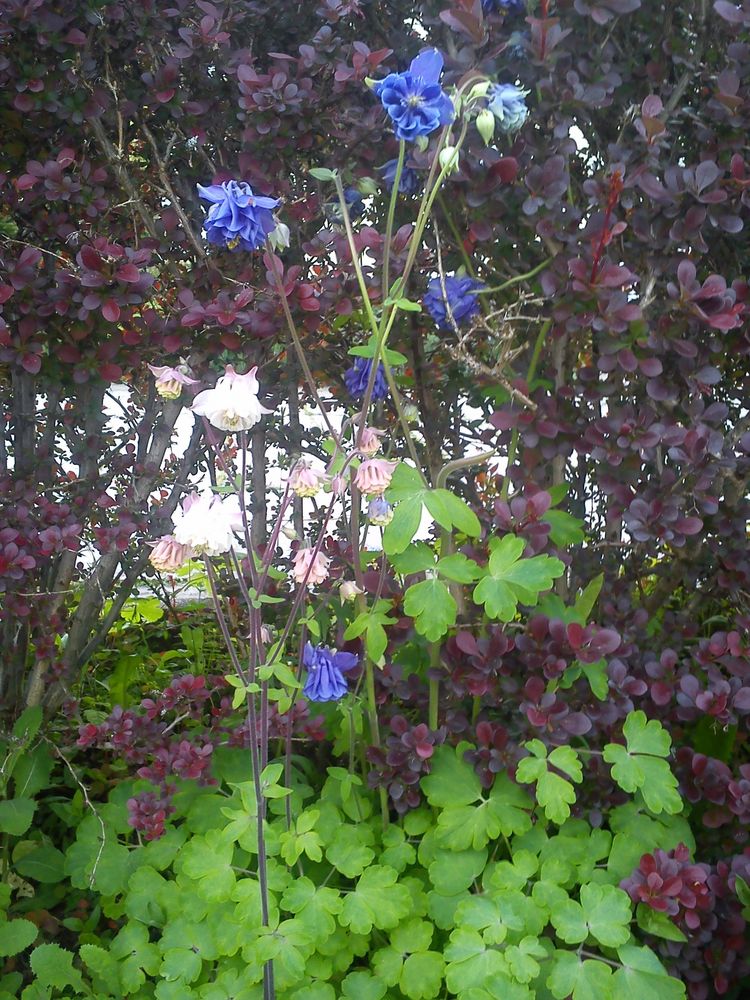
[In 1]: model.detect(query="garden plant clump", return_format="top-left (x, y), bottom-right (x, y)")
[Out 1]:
top-left (1, 1), bottom-right (750, 999)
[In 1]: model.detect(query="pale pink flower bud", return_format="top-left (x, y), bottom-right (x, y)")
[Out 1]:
top-left (260, 624), bottom-right (273, 644)
top-left (148, 534), bottom-right (194, 572)
top-left (331, 474), bottom-right (348, 495)
top-left (354, 459), bottom-right (398, 496)
top-left (292, 547), bottom-right (331, 587)
top-left (288, 460), bottom-right (328, 498)
top-left (358, 426), bottom-right (386, 457)
top-left (340, 580), bottom-right (363, 602)
top-left (147, 364), bottom-right (198, 400)
top-left (281, 524), bottom-right (299, 541)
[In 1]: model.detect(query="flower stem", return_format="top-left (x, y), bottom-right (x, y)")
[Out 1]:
top-left (382, 140), bottom-right (406, 300)
top-left (500, 319), bottom-right (551, 501)
top-left (476, 257), bottom-right (553, 295)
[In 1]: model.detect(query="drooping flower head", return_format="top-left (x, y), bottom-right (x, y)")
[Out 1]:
top-left (148, 534), bottom-right (194, 571)
top-left (197, 180), bottom-right (280, 251)
top-left (378, 158), bottom-right (421, 195)
top-left (424, 275), bottom-right (485, 330)
top-left (487, 83), bottom-right (529, 133)
top-left (357, 425), bottom-right (386, 457)
top-left (288, 460), bottom-right (328, 498)
top-left (354, 459), bottom-right (398, 496)
top-left (344, 358), bottom-right (389, 402)
top-left (340, 580), bottom-right (364, 602)
top-left (292, 547), bottom-right (331, 587)
top-left (372, 49), bottom-right (454, 142)
top-left (147, 364), bottom-right (198, 400)
top-left (303, 643), bottom-right (359, 703)
top-left (172, 492), bottom-right (244, 557)
top-left (191, 365), bottom-right (272, 432)
top-left (325, 187), bottom-right (366, 226)
top-left (368, 496), bottom-right (394, 526)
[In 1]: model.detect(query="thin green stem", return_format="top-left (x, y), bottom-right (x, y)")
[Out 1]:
top-left (500, 319), bottom-right (551, 501)
top-left (428, 641), bottom-right (441, 731)
top-left (333, 175), bottom-right (380, 339)
top-left (382, 140), bottom-right (406, 300)
top-left (476, 257), bottom-right (553, 295)
top-left (436, 192), bottom-right (476, 278)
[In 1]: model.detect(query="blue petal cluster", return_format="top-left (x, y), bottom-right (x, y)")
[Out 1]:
top-left (368, 496), bottom-right (394, 526)
top-left (372, 49), bottom-right (454, 142)
top-left (197, 180), bottom-right (280, 251)
top-left (344, 357), bottom-right (389, 402)
top-left (487, 83), bottom-right (529, 133)
top-left (424, 275), bottom-right (485, 330)
top-left (326, 187), bottom-right (366, 225)
top-left (482, 0), bottom-right (525, 13)
top-left (303, 643), bottom-right (358, 702)
top-left (379, 158), bottom-right (421, 195)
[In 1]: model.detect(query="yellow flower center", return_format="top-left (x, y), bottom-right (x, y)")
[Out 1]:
top-left (226, 236), bottom-right (241, 249)
top-left (406, 93), bottom-right (423, 108)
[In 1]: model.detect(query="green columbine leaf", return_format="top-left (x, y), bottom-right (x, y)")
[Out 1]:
top-left (603, 711), bottom-right (682, 815)
top-left (400, 951), bottom-right (445, 999)
top-left (281, 878), bottom-right (342, 946)
top-left (325, 824), bottom-right (375, 878)
top-left (547, 951), bottom-right (614, 1000)
top-left (437, 553), bottom-right (483, 583)
top-left (428, 848), bottom-right (488, 895)
top-left (178, 829), bottom-right (236, 902)
top-left (612, 944), bottom-right (686, 1000)
top-left (341, 970), bottom-right (387, 1000)
top-left (473, 535), bottom-right (565, 621)
top-left (505, 936), bottom-right (547, 984)
top-left (436, 773), bottom-right (533, 850)
top-left (421, 746), bottom-right (483, 808)
top-left (383, 464), bottom-right (480, 556)
top-left (516, 741), bottom-right (582, 825)
top-left (309, 167), bottom-right (337, 181)
top-left (403, 578), bottom-right (457, 642)
top-left (339, 865), bottom-right (412, 935)
top-left (550, 883), bottom-right (632, 948)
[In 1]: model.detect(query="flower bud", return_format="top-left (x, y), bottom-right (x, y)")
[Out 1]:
top-left (368, 496), bottom-right (394, 526)
top-left (415, 135), bottom-right (430, 153)
top-left (148, 535), bottom-right (194, 572)
top-left (468, 80), bottom-right (492, 101)
top-left (268, 221), bottom-right (290, 252)
top-left (358, 426), bottom-right (386, 457)
top-left (402, 403), bottom-right (420, 424)
top-left (357, 176), bottom-right (379, 197)
top-left (331, 473), bottom-right (348, 495)
top-left (476, 108), bottom-right (496, 146)
top-left (340, 580), bottom-right (364, 602)
top-left (281, 524), bottom-right (298, 541)
top-left (438, 145), bottom-right (460, 175)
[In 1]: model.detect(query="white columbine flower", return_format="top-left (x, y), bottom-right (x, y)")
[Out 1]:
top-left (191, 364), bottom-right (273, 432)
top-left (172, 491), bottom-right (244, 557)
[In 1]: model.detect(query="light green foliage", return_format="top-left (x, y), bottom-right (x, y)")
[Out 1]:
top-left (4, 706), bottom-right (689, 1000)
top-left (515, 741), bottom-right (583, 825)
top-left (382, 463), bottom-right (481, 556)
top-left (403, 578), bottom-right (457, 642)
top-left (603, 711), bottom-right (682, 814)
top-left (473, 535), bottom-right (565, 621)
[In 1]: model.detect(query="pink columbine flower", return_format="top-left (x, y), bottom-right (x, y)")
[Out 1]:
top-left (191, 364), bottom-right (273, 432)
top-left (357, 426), bottom-right (386, 457)
top-left (354, 459), bottom-right (398, 496)
top-left (172, 491), bottom-right (244, 557)
top-left (147, 364), bottom-right (198, 400)
top-left (292, 547), bottom-right (331, 587)
top-left (148, 535), bottom-right (194, 571)
top-left (288, 460), bottom-right (328, 498)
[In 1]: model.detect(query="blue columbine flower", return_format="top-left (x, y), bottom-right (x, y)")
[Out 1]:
top-left (368, 496), bottom-right (394, 526)
top-left (482, 0), bottom-right (525, 13)
top-left (372, 49), bottom-right (454, 142)
top-left (303, 643), bottom-right (358, 702)
top-left (197, 180), bottom-right (280, 251)
top-left (344, 357), bottom-right (389, 401)
top-left (326, 187), bottom-right (366, 226)
top-left (487, 83), bottom-right (529, 133)
top-left (424, 275), bottom-right (485, 330)
top-left (379, 158), bottom-right (421, 195)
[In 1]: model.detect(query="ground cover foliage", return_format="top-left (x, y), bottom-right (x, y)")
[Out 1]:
top-left (1, 0), bottom-right (750, 998)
